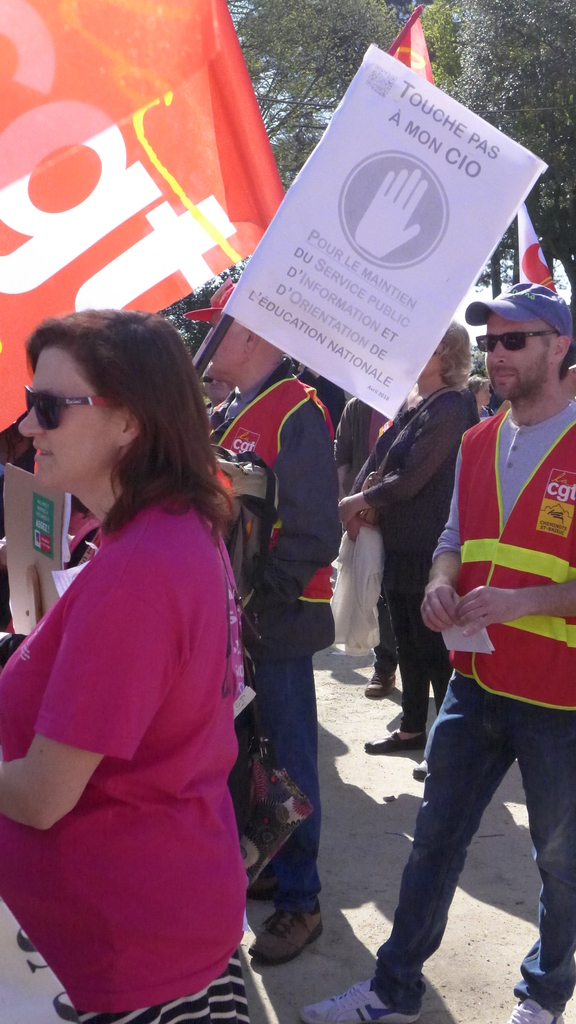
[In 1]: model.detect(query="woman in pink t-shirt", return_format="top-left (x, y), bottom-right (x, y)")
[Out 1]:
top-left (0, 310), bottom-right (249, 1024)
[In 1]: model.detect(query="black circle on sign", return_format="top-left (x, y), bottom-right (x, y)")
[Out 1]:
top-left (338, 150), bottom-right (450, 269)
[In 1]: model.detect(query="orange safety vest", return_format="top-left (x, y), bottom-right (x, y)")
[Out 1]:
top-left (452, 411), bottom-right (576, 708)
top-left (218, 377), bottom-right (334, 603)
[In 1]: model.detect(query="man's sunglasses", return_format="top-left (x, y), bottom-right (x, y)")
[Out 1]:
top-left (476, 329), bottom-right (559, 354)
top-left (25, 386), bottom-right (108, 430)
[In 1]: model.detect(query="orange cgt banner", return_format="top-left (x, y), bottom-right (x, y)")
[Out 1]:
top-left (0, 0), bottom-right (284, 429)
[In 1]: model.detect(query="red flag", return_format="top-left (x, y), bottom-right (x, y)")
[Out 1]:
top-left (388, 5), bottom-right (434, 83)
top-left (0, 0), bottom-right (284, 429)
top-left (518, 203), bottom-right (555, 291)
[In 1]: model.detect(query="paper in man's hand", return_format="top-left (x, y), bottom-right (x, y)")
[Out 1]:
top-left (442, 625), bottom-right (495, 654)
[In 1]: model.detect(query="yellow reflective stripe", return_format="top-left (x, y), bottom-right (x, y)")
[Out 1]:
top-left (275, 382), bottom-right (329, 454)
top-left (299, 596), bottom-right (331, 603)
top-left (461, 539), bottom-right (497, 563)
top-left (277, 398), bottom-right (309, 454)
top-left (495, 414), bottom-right (576, 533)
top-left (505, 615), bottom-right (576, 647)
top-left (492, 412), bottom-right (576, 542)
top-left (496, 544), bottom-right (576, 583)
top-left (494, 412), bottom-right (508, 535)
top-left (471, 668), bottom-right (576, 711)
top-left (219, 379), bottom-right (296, 447)
top-left (462, 539), bottom-right (576, 584)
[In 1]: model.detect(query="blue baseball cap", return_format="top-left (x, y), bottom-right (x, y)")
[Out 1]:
top-left (466, 283), bottom-right (573, 340)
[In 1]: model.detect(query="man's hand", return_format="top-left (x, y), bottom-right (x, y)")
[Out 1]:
top-left (421, 577), bottom-right (460, 632)
top-left (456, 586), bottom-right (525, 636)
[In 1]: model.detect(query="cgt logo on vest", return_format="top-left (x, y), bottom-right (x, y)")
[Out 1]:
top-left (231, 428), bottom-right (260, 454)
top-left (537, 469), bottom-right (576, 538)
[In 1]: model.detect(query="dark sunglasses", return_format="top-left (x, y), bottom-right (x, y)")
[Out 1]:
top-left (25, 386), bottom-right (108, 430)
top-left (476, 329), bottom-right (559, 354)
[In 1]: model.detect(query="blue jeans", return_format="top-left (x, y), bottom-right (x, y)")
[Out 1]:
top-left (373, 673), bottom-right (576, 1017)
top-left (253, 655), bottom-right (321, 913)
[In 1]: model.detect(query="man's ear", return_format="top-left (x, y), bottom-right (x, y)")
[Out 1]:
top-left (555, 334), bottom-right (571, 363)
top-left (244, 331), bottom-right (260, 354)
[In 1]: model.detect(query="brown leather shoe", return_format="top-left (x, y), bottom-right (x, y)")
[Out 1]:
top-left (364, 670), bottom-right (396, 699)
top-left (248, 902), bottom-right (322, 964)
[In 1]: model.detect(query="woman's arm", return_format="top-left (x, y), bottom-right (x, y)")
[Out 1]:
top-left (362, 396), bottom-right (468, 508)
top-left (0, 734), bottom-right (102, 829)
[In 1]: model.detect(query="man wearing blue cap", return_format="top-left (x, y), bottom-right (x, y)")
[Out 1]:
top-left (301, 284), bottom-right (576, 1024)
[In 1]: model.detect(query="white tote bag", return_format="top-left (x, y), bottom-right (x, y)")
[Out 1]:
top-left (331, 526), bottom-right (385, 656)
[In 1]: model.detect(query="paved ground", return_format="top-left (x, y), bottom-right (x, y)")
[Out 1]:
top-left (240, 648), bottom-right (575, 1024)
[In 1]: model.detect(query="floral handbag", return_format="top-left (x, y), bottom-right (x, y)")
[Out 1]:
top-left (238, 665), bottom-right (313, 884)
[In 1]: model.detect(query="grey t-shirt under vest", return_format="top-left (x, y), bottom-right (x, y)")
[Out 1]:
top-left (435, 402), bottom-right (576, 557)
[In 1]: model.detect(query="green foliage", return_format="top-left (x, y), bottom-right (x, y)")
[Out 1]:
top-left (162, 0), bottom-right (575, 336)
top-left (387, 0), bottom-right (415, 19)
top-left (228, 0), bottom-right (399, 185)
top-left (470, 347), bottom-right (488, 375)
top-left (421, 0), bottom-right (462, 93)
top-left (160, 261), bottom-right (248, 357)
top-left (456, 0), bottom-right (576, 311)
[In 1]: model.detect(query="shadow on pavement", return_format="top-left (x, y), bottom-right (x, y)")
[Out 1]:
top-left (242, 650), bottom-right (539, 1024)
top-left (243, 724), bottom-right (459, 1024)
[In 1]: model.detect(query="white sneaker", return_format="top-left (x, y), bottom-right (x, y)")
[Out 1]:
top-left (301, 979), bottom-right (420, 1023)
top-left (507, 999), bottom-right (564, 1024)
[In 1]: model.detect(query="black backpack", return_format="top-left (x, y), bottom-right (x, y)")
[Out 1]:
top-left (214, 446), bottom-right (279, 838)
top-left (213, 445), bottom-right (278, 606)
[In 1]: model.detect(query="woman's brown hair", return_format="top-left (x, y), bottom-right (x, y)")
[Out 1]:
top-left (26, 309), bottom-right (231, 534)
top-left (438, 320), bottom-right (471, 390)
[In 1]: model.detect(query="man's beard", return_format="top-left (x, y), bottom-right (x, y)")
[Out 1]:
top-left (489, 348), bottom-right (549, 404)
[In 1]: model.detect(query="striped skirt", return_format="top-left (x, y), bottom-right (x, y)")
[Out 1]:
top-left (77, 952), bottom-right (250, 1024)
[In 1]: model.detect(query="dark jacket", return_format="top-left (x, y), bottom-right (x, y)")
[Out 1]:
top-left (334, 397), bottom-right (388, 496)
top-left (353, 389), bottom-right (478, 592)
top-left (212, 361), bottom-right (340, 660)
top-left (297, 368), bottom-right (346, 434)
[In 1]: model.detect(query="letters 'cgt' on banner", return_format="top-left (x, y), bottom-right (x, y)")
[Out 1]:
top-left (225, 46), bottom-right (547, 418)
top-left (0, 0), bottom-right (284, 430)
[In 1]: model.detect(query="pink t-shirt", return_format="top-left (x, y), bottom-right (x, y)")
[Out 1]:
top-left (0, 506), bottom-right (246, 1013)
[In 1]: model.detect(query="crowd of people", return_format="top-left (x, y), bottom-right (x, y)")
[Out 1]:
top-left (0, 281), bottom-right (572, 1024)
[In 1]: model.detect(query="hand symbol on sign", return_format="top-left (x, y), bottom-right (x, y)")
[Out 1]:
top-left (355, 167), bottom-right (428, 258)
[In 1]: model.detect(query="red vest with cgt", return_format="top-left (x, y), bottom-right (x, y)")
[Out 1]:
top-left (218, 377), bottom-right (334, 603)
top-left (452, 412), bottom-right (576, 708)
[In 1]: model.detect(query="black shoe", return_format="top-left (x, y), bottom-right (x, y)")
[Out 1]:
top-left (365, 730), bottom-right (426, 755)
top-left (412, 758), bottom-right (428, 781)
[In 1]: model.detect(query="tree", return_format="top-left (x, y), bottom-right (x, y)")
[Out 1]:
top-left (163, 1), bottom-right (400, 332)
top-left (470, 347), bottom-right (488, 375)
top-left (161, 260), bottom-right (248, 356)
top-left (421, 0), bottom-right (462, 93)
top-left (228, 0), bottom-right (399, 185)
top-left (456, 0), bottom-right (576, 313)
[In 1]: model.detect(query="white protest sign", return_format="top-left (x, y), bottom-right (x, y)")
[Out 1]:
top-left (224, 45), bottom-right (547, 416)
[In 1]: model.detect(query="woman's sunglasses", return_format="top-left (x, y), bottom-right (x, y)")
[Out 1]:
top-left (476, 329), bottom-right (559, 354)
top-left (25, 386), bottom-right (108, 431)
